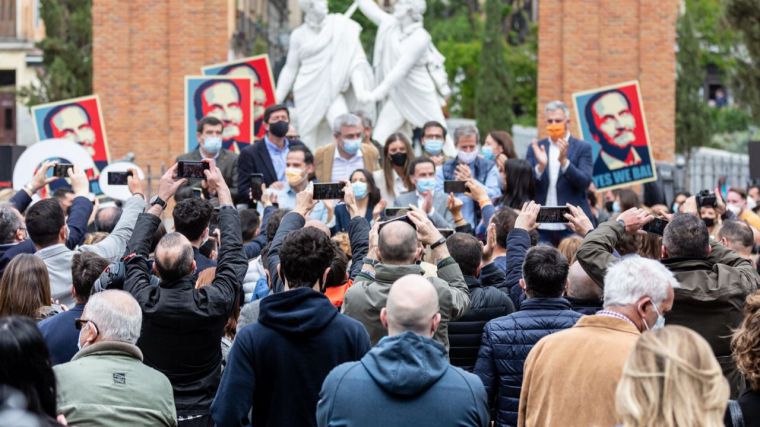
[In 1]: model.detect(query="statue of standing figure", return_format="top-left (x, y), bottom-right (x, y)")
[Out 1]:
top-left (276, 0), bottom-right (376, 150)
top-left (355, 0), bottom-right (454, 155)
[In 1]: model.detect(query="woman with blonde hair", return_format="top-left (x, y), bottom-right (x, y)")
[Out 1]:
top-left (731, 291), bottom-right (760, 424)
top-left (615, 325), bottom-right (729, 427)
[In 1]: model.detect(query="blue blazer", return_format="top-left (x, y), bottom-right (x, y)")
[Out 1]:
top-left (525, 136), bottom-right (593, 220)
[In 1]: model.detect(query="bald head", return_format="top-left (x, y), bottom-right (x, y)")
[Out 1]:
top-left (304, 219), bottom-right (330, 237)
top-left (382, 274), bottom-right (440, 337)
top-left (378, 221), bottom-right (419, 264)
top-left (155, 232), bottom-right (195, 281)
top-left (566, 261), bottom-right (602, 301)
top-left (94, 206), bottom-right (123, 233)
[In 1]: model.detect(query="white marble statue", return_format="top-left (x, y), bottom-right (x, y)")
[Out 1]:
top-left (276, 0), bottom-right (375, 150)
top-left (355, 0), bottom-right (454, 154)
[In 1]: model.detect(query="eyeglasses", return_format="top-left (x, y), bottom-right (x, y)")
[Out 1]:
top-left (74, 318), bottom-right (99, 335)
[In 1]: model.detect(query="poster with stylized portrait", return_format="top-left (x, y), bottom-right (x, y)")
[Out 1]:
top-left (185, 76), bottom-right (253, 154)
top-left (573, 81), bottom-right (657, 190)
top-left (32, 95), bottom-right (111, 169)
top-left (202, 55), bottom-right (276, 141)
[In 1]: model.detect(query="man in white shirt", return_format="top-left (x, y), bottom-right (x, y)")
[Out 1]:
top-left (526, 100), bottom-right (594, 246)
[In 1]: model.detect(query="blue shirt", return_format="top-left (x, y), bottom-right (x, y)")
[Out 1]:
top-left (39, 303), bottom-right (84, 365)
top-left (264, 136), bottom-right (290, 182)
top-left (257, 182), bottom-right (330, 224)
top-left (435, 160), bottom-right (501, 227)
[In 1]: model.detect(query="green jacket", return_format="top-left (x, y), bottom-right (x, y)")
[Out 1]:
top-left (54, 341), bottom-right (177, 427)
top-left (576, 220), bottom-right (759, 395)
top-left (343, 257), bottom-right (470, 352)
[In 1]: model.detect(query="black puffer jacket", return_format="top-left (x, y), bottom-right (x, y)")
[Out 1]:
top-left (449, 263), bottom-right (515, 372)
top-left (473, 297), bottom-right (581, 427)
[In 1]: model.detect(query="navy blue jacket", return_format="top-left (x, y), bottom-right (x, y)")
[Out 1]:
top-left (0, 194), bottom-right (92, 276)
top-left (332, 202), bottom-right (374, 235)
top-left (504, 229), bottom-right (531, 309)
top-left (448, 266), bottom-right (515, 372)
top-left (473, 298), bottom-right (582, 427)
top-left (237, 139), bottom-right (305, 206)
top-left (38, 303), bottom-right (84, 365)
top-left (317, 331), bottom-right (489, 427)
top-left (211, 288), bottom-right (370, 427)
top-left (525, 136), bottom-right (593, 220)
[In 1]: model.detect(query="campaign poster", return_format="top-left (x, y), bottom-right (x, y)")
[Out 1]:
top-left (572, 81), bottom-right (657, 190)
top-left (202, 54), bottom-right (276, 140)
top-left (32, 95), bottom-right (111, 169)
top-left (185, 76), bottom-right (253, 154)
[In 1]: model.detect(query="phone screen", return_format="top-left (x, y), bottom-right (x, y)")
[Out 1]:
top-left (642, 217), bottom-right (669, 236)
top-left (250, 173), bottom-right (264, 201)
top-left (177, 161), bottom-right (209, 179)
top-left (437, 228), bottom-right (455, 238)
top-left (537, 207), bottom-right (571, 223)
top-left (384, 207), bottom-right (410, 218)
top-left (378, 214), bottom-right (416, 231)
top-left (107, 171), bottom-right (132, 185)
top-left (53, 163), bottom-right (74, 178)
top-left (313, 183), bottom-right (345, 200)
top-left (443, 180), bottom-right (467, 194)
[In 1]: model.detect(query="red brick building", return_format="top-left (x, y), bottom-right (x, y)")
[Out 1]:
top-left (537, 0), bottom-right (678, 162)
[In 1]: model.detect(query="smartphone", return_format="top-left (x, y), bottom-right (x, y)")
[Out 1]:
top-left (438, 228), bottom-right (455, 238)
top-left (643, 217), bottom-right (669, 236)
top-left (384, 207), bottom-right (410, 218)
top-left (191, 187), bottom-right (203, 199)
top-left (177, 161), bottom-right (209, 179)
top-left (53, 163), bottom-right (74, 178)
top-left (107, 171), bottom-right (133, 185)
top-left (313, 182), bottom-right (345, 200)
top-left (537, 206), bottom-right (571, 223)
top-left (444, 180), bottom-right (467, 194)
top-left (378, 214), bottom-right (416, 231)
top-left (250, 173), bottom-right (264, 201)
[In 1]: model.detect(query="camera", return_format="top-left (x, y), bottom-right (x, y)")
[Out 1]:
top-left (696, 190), bottom-right (717, 208)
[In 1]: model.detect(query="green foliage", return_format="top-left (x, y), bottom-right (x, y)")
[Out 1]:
top-left (675, 10), bottom-right (711, 155)
top-left (475, 0), bottom-right (514, 135)
top-left (725, 0), bottom-right (760, 126)
top-left (17, 0), bottom-right (92, 107)
top-left (685, 0), bottom-right (737, 72)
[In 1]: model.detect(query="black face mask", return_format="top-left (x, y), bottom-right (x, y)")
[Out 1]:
top-left (605, 200), bottom-right (614, 213)
top-left (390, 152), bottom-right (408, 167)
top-left (269, 120), bottom-right (289, 138)
top-left (702, 217), bottom-right (715, 227)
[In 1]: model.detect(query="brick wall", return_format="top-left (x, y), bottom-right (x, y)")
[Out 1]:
top-left (537, 0), bottom-right (678, 162)
top-left (93, 0), bottom-right (228, 184)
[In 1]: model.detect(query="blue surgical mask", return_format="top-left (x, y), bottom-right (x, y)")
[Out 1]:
top-left (481, 145), bottom-right (495, 161)
top-left (671, 202), bottom-right (680, 213)
top-left (457, 149), bottom-right (478, 164)
top-left (423, 139), bottom-right (444, 155)
top-left (612, 200), bottom-right (621, 213)
top-left (644, 302), bottom-right (666, 331)
top-left (342, 138), bottom-right (362, 155)
top-left (204, 136), bottom-right (222, 154)
top-left (416, 177), bottom-right (436, 194)
top-left (352, 181), bottom-right (368, 200)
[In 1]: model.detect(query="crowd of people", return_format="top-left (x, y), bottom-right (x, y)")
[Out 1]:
top-left (0, 100), bottom-right (759, 427)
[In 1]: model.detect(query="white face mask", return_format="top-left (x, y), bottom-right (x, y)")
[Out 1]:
top-left (727, 204), bottom-right (742, 216)
top-left (457, 149), bottom-right (478, 164)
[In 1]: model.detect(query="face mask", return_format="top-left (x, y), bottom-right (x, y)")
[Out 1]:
top-left (702, 217), bottom-right (715, 227)
top-left (269, 120), bottom-right (289, 138)
top-left (612, 201), bottom-right (621, 213)
top-left (546, 123), bottom-right (565, 140)
top-left (671, 202), bottom-right (680, 213)
top-left (285, 167), bottom-right (305, 186)
top-left (342, 138), bottom-right (362, 156)
top-left (416, 177), bottom-right (436, 194)
top-left (727, 203), bottom-right (742, 216)
top-left (643, 302), bottom-right (666, 331)
top-left (352, 181), bottom-right (368, 199)
top-left (390, 152), bottom-right (408, 167)
top-left (481, 145), bottom-right (495, 161)
top-left (423, 139), bottom-right (444, 155)
top-left (203, 136), bottom-right (222, 154)
top-left (457, 149), bottom-right (478, 164)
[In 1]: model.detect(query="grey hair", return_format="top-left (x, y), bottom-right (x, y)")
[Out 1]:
top-left (0, 206), bottom-right (22, 244)
top-left (353, 110), bottom-right (373, 128)
top-left (84, 290), bottom-right (142, 344)
top-left (545, 100), bottom-right (570, 118)
top-left (603, 256), bottom-right (679, 308)
top-left (332, 113), bottom-right (363, 135)
top-left (453, 124), bottom-right (479, 145)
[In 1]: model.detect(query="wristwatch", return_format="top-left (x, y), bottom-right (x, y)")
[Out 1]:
top-left (149, 195), bottom-right (167, 209)
top-left (430, 236), bottom-right (447, 250)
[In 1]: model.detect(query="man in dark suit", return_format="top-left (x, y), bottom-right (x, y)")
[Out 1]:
top-left (177, 116), bottom-right (239, 201)
top-left (237, 104), bottom-right (308, 206)
top-left (584, 89), bottom-right (652, 177)
top-left (526, 100), bottom-right (593, 246)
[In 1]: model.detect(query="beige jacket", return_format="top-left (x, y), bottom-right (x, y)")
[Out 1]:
top-left (314, 142), bottom-right (379, 183)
